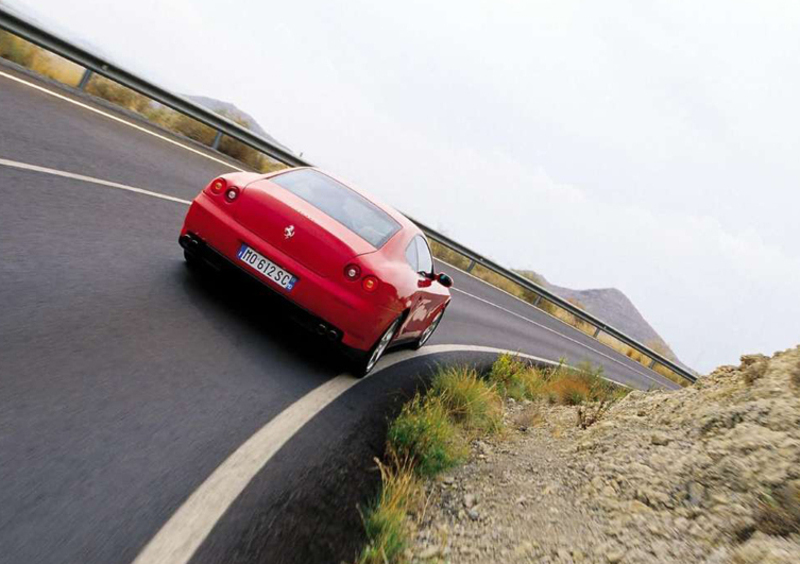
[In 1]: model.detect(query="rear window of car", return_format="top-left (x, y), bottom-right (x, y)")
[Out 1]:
top-left (270, 169), bottom-right (401, 248)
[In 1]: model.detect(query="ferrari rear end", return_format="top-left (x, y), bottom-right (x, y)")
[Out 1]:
top-left (179, 168), bottom-right (404, 354)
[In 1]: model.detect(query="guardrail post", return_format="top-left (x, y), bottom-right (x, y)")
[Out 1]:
top-left (77, 68), bottom-right (93, 90)
top-left (465, 260), bottom-right (476, 273)
top-left (593, 327), bottom-right (601, 338)
top-left (648, 359), bottom-right (657, 369)
top-left (211, 130), bottom-right (223, 150)
top-left (532, 295), bottom-right (542, 306)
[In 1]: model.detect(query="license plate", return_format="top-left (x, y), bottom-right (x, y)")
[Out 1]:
top-left (237, 244), bottom-right (298, 291)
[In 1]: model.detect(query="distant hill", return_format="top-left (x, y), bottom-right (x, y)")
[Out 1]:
top-left (517, 269), bottom-right (695, 374)
top-left (185, 95), bottom-right (291, 153)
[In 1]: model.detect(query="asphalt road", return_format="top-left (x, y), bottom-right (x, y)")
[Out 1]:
top-left (0, 65), bottom-right (678, 564)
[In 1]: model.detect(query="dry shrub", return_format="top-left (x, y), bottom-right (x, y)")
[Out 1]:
top-left (486, 353), bottom-right (546, 399)
top-left (596, 332), bottom-right (690, 387)
top-left (645, 338), bottom-right (675, 360)
top-left (85, 75), bottom-right (152, 113)
top-left (358, 456), bottom-right (421, 564)
top-left (542, 299), bottom-right (596, 336)
top-left (0, 30), bottom-right (83, 86)
top-left (428, 240), bottom-right (473, 271)
top-left (387, 395), bottom-right (467, 478)
top-left (159, 112), bottom-right (215, 144)
top-left (652, 362), bottom-right (691, 388)
top-left (548, 377), bottom-right (591, 405)
top-left (430, 366), bottom-right (503, 433)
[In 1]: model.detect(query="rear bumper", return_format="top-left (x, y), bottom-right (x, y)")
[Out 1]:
top-left (179, 193), bottom-right (400, 350)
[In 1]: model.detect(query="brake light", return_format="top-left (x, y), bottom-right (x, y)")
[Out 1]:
top-left (225, 186), bottom-right (240, 202)
top-left (362, 276), bottom-right (379, 292)
top-left (210, 177), bottom-right (227, 194)
top-left (344, 264), bottom-right (361, 280)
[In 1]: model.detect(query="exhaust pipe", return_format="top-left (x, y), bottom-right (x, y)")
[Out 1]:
top-left (316, 323), bottom-right (327, 336)
top-left (327, 329), bottom-right (338, 341)
top-left (179, 234), bottom-right (200, 249)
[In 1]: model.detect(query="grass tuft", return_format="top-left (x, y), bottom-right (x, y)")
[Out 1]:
top-left (387, 395), bottom-right (467, 478)
top-left (358, 357), bottom-right (627, 563)
top-left (358, 456), bottom-right (421, 564)
top-left (430, 365), bottom-right (503, 433)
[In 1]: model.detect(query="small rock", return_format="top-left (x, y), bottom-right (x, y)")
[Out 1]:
top-left (651, 433), bottom-right (671, 446)
top-left (514, 542), bottom-right (533, 556)
top-left (468, 509), bottom-right (480, 521)
top-left (601, 485), bottom-right (617, 498)
top-left (418, 545), bottom-right (439, 559)
top-left (687, 481), bottom-right (705, 506)
top-left (606, 549), bottom-right (626, 563)
top-left (464, 494), bottom-right (477, 508)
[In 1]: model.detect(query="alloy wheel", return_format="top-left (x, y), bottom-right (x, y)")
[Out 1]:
top-left (366, 319), bottom-right (399, 373)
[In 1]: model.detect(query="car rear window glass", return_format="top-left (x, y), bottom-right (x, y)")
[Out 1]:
top-left (270, 169), bottom-right (401, 248)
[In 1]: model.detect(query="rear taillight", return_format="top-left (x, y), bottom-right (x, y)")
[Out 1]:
top-left (362, 276), bottom-right (379, 292)
top-left (225, 186), bottom-right (240, 202)
top-left (210, 177), bottom-right (227, 194)
top-left (344, 264), bottom-right (361, 280)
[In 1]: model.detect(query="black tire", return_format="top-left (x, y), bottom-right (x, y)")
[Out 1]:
top-left (184, 249), bottom-right (199, 266)
top-left (184, 249), bottom-right (210, 274)
top-left (352, 317), bottom-right (401, 378)
top-left (412, 307), bottom-right (445, 350)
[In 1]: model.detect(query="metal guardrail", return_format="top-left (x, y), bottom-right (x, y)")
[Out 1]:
top-left (0, 8), bottom-right (696, 384)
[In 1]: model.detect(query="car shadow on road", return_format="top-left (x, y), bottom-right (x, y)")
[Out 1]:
top-left (174, 256), bottom-right (353, 379)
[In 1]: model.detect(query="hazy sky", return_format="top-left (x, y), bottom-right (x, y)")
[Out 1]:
top-left (10, 0), bottom-right (800, 373)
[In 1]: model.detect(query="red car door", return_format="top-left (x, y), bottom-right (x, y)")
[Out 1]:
top-left (401, 236), bottom-right (445, 338)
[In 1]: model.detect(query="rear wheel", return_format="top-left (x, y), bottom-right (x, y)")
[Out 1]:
top-left (413, 308), bottom-right (445, 350)
top-left (353, 317), bottom-right (401, 377)
top-left (183, 249), bottom-right (200, 267)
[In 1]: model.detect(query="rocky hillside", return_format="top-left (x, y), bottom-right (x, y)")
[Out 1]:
top-left (517, 269), bottom-right (692, 372)
top-left (410, 346), bottom-right (800, 563)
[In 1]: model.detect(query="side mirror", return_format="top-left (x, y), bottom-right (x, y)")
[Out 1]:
top-left (437, 273), bottom-right (453, 288)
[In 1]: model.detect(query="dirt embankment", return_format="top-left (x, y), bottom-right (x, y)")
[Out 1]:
top-left (410, 347), bottom-right (800, 563)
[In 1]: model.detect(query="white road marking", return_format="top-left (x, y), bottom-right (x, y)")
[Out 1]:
top-left (0, 154), bottom-right (668, 394)
top-left (0, 157), bottom-right (192, 205)
top-left (131, 344), bottom-right (559, 564)
top-left (452, 287), bottom-right (672, 390)
top-left (0, 156), bottom-right (650, 562)
top-left (0, 67), bottom-right (674, 385)
top-left (0, 72), bottom-right (674, 559)
top-left (0, 69), bottom-right (245, 172)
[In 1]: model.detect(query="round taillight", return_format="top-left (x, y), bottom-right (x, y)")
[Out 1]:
top-left (344, 264), bottom-right (361, 280)
top-left (225, 187), bottom-right (239, 202)
top-left (210, 178), bottom-right (227, 194)
top-left (362, 276), bottom-right (379, 292)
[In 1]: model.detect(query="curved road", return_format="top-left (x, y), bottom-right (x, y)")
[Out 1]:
top-left (0, 64), bottom-right (678, 564)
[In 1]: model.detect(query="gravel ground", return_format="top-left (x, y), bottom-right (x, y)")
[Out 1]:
top-left (408, 348), bottom-right (800, 563)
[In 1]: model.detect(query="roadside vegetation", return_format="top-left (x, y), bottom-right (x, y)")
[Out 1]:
top-left (428, 240), bottom-right (690, 387)
top-left (357, 356), bottom-right (627, 563)
top-left (0, 29), bottom-right (286, 174)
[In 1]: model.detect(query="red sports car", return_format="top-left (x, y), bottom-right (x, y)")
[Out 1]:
top-left (179, 167), bottom-right (453, 375)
